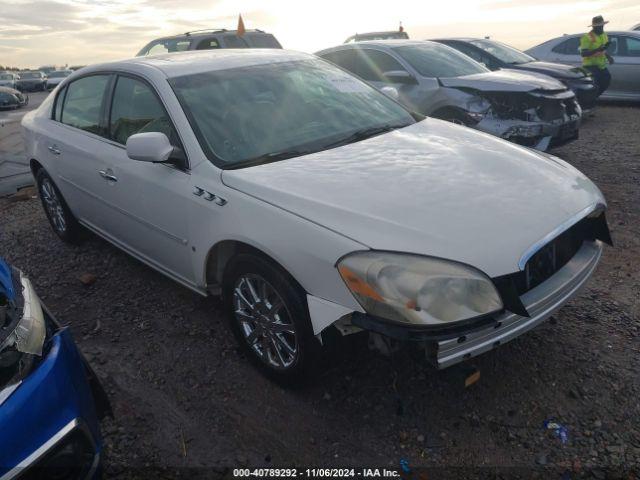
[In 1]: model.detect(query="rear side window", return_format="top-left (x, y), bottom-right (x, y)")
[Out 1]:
top-left (60, 75), bottom-right (110, 135)
top-left (624, 36), bottom-right (640, 56)
top-left (196, 38), bottom-right (220, 50)
top-left (247, 34), bottom-right (282, 48)
top-left (552, 37), bottom-right (580, 55)
top-left (140, 39), bottom-right (192, 56)
top-left (109, 75), bottom-right (178, 146)
top-left (223, 35), bottom-right (248, 48)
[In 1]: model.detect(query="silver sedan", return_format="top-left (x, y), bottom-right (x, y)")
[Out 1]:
top-left (526, 31), bottom-right (640, 101)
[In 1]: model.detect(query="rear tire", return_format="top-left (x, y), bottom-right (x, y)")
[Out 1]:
top-left (223, 254), bottom-right (321, 385)
top-left (36, 169), bottom-right (82, 243)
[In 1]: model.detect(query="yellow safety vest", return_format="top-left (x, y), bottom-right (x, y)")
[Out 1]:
top-left (580, 31), bottom-right (609, 69)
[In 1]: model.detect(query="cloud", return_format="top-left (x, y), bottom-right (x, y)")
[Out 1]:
top-left (0, 0), bottom-right (638, 67)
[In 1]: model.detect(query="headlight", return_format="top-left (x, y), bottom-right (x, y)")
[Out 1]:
top-left (338, 252), bottom-right (503, 326)
top-left (0, 272), bottom-right (46, 391)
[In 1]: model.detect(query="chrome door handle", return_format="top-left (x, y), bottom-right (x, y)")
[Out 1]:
top-left (98, 170), bottom-right (118, 182)
top-left (47, 145), bottom-right (61, 155)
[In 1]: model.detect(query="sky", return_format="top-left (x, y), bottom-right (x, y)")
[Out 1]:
top-left (0, 0), bottom-right (638, 68)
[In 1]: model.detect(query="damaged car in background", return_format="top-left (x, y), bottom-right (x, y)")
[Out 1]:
top-left (23, 50), bottom-right (611, 385)
top-left (0, 86), bottom-right (28, 110)
top-left (430, 37), bottom-right (598, 111)
top-left (0, 258), bottom-right (110, 479)
top-left (317, 40), bottom-right (582, 151)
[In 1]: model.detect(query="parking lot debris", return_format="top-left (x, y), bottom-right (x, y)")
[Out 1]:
top-left (79, 273), bottom-right (97, 286)
top-left (7, 186), bottom-right (36, 202)
top-left (544, 420), bottom-right (569, 444)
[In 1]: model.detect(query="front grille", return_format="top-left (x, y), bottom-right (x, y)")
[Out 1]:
top-left (513, 213), bottom-right (610, 296)
top-left (517, 223), bottom-right (584, 294)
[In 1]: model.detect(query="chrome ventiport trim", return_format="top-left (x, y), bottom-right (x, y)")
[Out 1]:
top-left (518, 202), bottom-right (605, 270)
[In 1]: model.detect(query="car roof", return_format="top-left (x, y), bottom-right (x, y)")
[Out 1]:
top-left (317, 40), bottom-right (443, 55)
top-left (551, 30), bottom-right (640, 38)
top-left (431, 37), bottom-right (479, 42)
top-left (151, 29), bottom-right (272, 41)
top-left (79, 49), bottom-right (313, 79)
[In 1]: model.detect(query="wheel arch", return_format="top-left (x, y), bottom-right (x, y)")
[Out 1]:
top-left (204, 239), bottom-right (306, 295)
top-left (29, 158), bottom-right (44, 176)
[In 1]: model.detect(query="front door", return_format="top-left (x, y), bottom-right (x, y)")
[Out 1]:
top-left (92, 74), bottom-right (195, 285)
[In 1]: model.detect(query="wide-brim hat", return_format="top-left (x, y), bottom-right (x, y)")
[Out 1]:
top-left (589, 15), bottom-right (609, 27)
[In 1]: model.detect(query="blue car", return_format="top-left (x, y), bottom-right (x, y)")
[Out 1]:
top-left (0, 258), bottom-right (110, 479)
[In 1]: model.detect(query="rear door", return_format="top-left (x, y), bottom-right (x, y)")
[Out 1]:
top-left (49, 74), bottom-right (115, 226)
top-left (611, 35), bottom-right (640, 97)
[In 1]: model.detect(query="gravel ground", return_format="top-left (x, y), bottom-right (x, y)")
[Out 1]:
top-left (1, 104), bottom-right (639, 478)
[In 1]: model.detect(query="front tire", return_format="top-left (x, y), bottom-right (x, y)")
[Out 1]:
top-left (36, 169), bottom-right (82, 243)
top-left (223, 254), bottom-right (321, 385)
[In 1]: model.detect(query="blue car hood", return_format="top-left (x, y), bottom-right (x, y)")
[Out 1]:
top-left (0, 258), bottom-right (14, 301)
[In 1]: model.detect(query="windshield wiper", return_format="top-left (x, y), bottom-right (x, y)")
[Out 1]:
top-left (323, 124), bottom-right (409, 149)
top-left (225, 149), bottom-right (313, 170)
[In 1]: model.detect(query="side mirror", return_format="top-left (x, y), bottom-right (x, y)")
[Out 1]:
top-left (126, 132), bottom-right (181, 166)
top-left (380, 86), bottom-right (400, 100)
top-left (382, 70), bottom-right (417, 85)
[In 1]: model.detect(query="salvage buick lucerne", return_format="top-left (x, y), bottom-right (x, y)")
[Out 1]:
top-left (22, 50), bottom-right (611, 383)
top-left (317, 41), bottom-right (582, 151)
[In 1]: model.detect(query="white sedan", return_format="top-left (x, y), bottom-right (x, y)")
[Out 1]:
top-left (22, 50), bottom-right (611, 383)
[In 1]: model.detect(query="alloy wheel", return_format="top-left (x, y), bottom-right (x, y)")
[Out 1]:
top-left (40, 178), bottom-right (67, 233)
top-left (232, 274), bottom-right (298, 370)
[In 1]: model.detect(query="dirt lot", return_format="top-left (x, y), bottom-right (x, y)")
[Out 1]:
top-left (1, 104), bottom-right (639, 478)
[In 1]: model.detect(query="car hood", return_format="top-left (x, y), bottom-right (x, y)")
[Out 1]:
top-left (222, 120), bottom-right (604, 277)
top-left (511, 61), bottom-right (587, 80)
top-left (439, 69), bottom-right (566, 92)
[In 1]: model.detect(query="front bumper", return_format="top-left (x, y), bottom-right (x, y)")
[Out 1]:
top-left (475, 114), bottom-right (580, 151)
top-left (0, 310), bottom-right (108, 479)
top-left (352, 240), bottom-right (602, 369)
top-left (565, 79), bottom-right (599, 111)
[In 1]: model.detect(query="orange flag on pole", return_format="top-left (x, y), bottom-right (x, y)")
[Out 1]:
top-left (237, 14), bottom-right (246, 36)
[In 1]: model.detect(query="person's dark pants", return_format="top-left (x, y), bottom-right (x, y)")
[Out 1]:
top-left (585, 66), bottom-right (611, 97)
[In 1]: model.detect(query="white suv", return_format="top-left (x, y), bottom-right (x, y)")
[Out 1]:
top-left (22, 50), bottom-right (610, 383)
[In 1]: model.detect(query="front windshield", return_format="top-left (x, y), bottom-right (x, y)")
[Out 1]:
top-left (48, 71), bottom-right (71, 78)
top-left (469, 39), bottom-right (535, 64)
top-left (394, 43), bottom-right (488, 78)
top-left (0, 74), bottom-right (13, 80)
top-left (21, 72), bottom-right (41, 79)
top-left (170, 58), bottom-right (415, 168)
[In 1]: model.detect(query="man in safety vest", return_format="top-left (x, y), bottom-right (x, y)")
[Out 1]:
top-left (580, 15), bottom-right (614, 97)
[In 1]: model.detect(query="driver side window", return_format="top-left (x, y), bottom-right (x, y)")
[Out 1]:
top-left (358, 50), bottom-right (407, 82)
top-left (108, 75), bottom-right (179, 147)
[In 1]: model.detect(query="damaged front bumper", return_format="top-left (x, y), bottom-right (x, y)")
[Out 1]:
top-left (0, 281), bottom-right (110, 480)
top-left (350, 240), bottom-right (602, 369)
top-left (473, 89), bottom-right (582, 151)
top-left (475, 113), bottom-right (580, 151)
